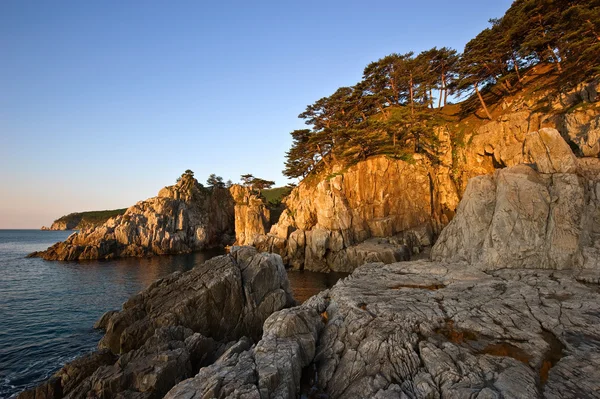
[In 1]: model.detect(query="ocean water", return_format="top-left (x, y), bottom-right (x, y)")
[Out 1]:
top-left (0, 230), bottom-right (346, 398)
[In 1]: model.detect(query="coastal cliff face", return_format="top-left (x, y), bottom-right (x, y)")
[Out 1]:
top-left (30, 175), bottom-right (235, 261)
top-left (432, 131), bottom-right (600, 270)
top-left (234, 155), bottom-right (459, 272)
top-left (230, 184), bottom-right (271, 247)
top-left (456, 79), bottom-right (599, 188)
top-left (232, 80), bottom-right (598, 273)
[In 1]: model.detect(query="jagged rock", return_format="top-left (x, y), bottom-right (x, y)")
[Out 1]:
top-left (230, 184), bottom-right (270, 246)
top-left (558, 110), bottom-right (600, 157)
top-left (431, 156), bottom-right (600, 270)
top-left (19, 247), bottom-right (294, 399)
top-left (98, 247), bottom-right (294, 354)
top-left (164, 302), bottom-right (325, 399)
top-left (28, 175), bottom-right (235, 261)
top-left (235, 156), bottom-right (455, 272)
top-left (18, 350), bottom-right (117, 399)
top-left (93, 310), bottom-right (118, 330)
top-left (164, 260), bottom-right (600, 399)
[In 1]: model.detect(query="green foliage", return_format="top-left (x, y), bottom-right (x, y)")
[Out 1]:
top-left (261, 186), bottom-right (292, 205)
top-left (283, 0), bottom-right (600, 181)
top-left (54, 208), bottom-right (127, 229)
top-left (240, 174), bottom-right (276, 192)
top-left (206, 173), bottom-right (225, 188)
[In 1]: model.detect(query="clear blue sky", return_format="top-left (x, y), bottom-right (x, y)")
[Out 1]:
top-left (0, 0), bottom-right (512, 228)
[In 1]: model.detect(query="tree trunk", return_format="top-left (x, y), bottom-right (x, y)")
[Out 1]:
top-left (409, 74), bottom-right (414, 117)
top-left (438, 72), bottom-right (445, 108)
top-left (501, 80), bottom-right (512, 94)
top-left (317, 145), bottom-right (331, 168)
top-left (585, 20), bottom-right (600, 41)
top-left (547, 44), bottom-right (562, 73)
top-left (429, 88), bottom-right (433, 108)
top-left (513, 56), bottom-right (522, 82)
top-left (474, 84), bottom-right (492, 120)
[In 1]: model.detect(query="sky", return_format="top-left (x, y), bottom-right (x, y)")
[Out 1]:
top-left (0, 0), bottom-right (513, 229)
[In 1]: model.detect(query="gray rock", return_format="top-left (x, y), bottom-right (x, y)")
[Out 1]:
top-left (20, 247), bottom-right (294, 399)
top-left (165, 261), bottom-right (600, 399)
top-left (432, 158), bottom-right (600, 271)
top-left (523, 128), bottom-right (579, 174)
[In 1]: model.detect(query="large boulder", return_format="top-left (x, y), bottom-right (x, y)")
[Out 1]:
top-left (29, 174), bottom-right (235, 261)
top-left (432, 127), bottom-right (600, 271)
top-left (432, 160), bottom-right (600, 270)
top-left (523, 128), bottom-right (579, 173)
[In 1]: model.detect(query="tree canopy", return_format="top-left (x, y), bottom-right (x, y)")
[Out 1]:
top-left (240, 174), bottom-right (276, 192)
top-left (206, 174), bottom-right (225, 188)
top-left (283, 0), bottom-right (600, 180)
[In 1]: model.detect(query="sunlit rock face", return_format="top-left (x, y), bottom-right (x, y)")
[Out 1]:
top-left (29, 174), bottom-right (235, 261)
top-left (433, 129), bottom-right (600, 271)
top-left (232, 155), bottom-right (459, 272)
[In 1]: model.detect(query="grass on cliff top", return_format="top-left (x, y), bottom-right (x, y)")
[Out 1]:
top-left (261, 186), bottom-right (293, 205)
top-left (55, 208), bottom-right (127, 224)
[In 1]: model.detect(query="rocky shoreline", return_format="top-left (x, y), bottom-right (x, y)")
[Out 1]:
top-left (21, 126), bottom-right (600, 398)
top-left (20, 250), bottom-right (600, 398)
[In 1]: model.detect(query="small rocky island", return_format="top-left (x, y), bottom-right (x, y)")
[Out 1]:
top-left (29, 172), bottom-right (236, 261)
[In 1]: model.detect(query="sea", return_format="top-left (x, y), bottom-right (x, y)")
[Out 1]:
top-left (0, 230), bottom-right (347, 398)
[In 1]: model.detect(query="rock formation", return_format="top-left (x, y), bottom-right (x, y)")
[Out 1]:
top-left (29, 174), bottom-right (235, 261)
top-left (231, 80), bottom-right (598, 273)
top-left (234, 156), bottom-right (456, 272)
top-left (230, 184), bottom-right (271, 246)
top-left (459, 79), bottom-right (598, 189)
top-left (432, 129), bottom-right (600, 270)
top-left (163, 261), bottom-right (600, 399)
top-left (19, 247), bottom-right (294, 399)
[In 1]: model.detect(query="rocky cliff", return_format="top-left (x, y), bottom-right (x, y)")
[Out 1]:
top-left (233, 155), bottom-right (459, 272)
top-left (455, 78), bottom-right (599, 189)
top-left (232, 78), bottom-right (598, 273)
top-left (29, 174), bottom-right (235, 261)
top-left (19, 247), bottom-right (294, 399)
top-left (230, 184), bottom-right (271, 246)
top-left (432, 128), bottom-right (600, 270)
